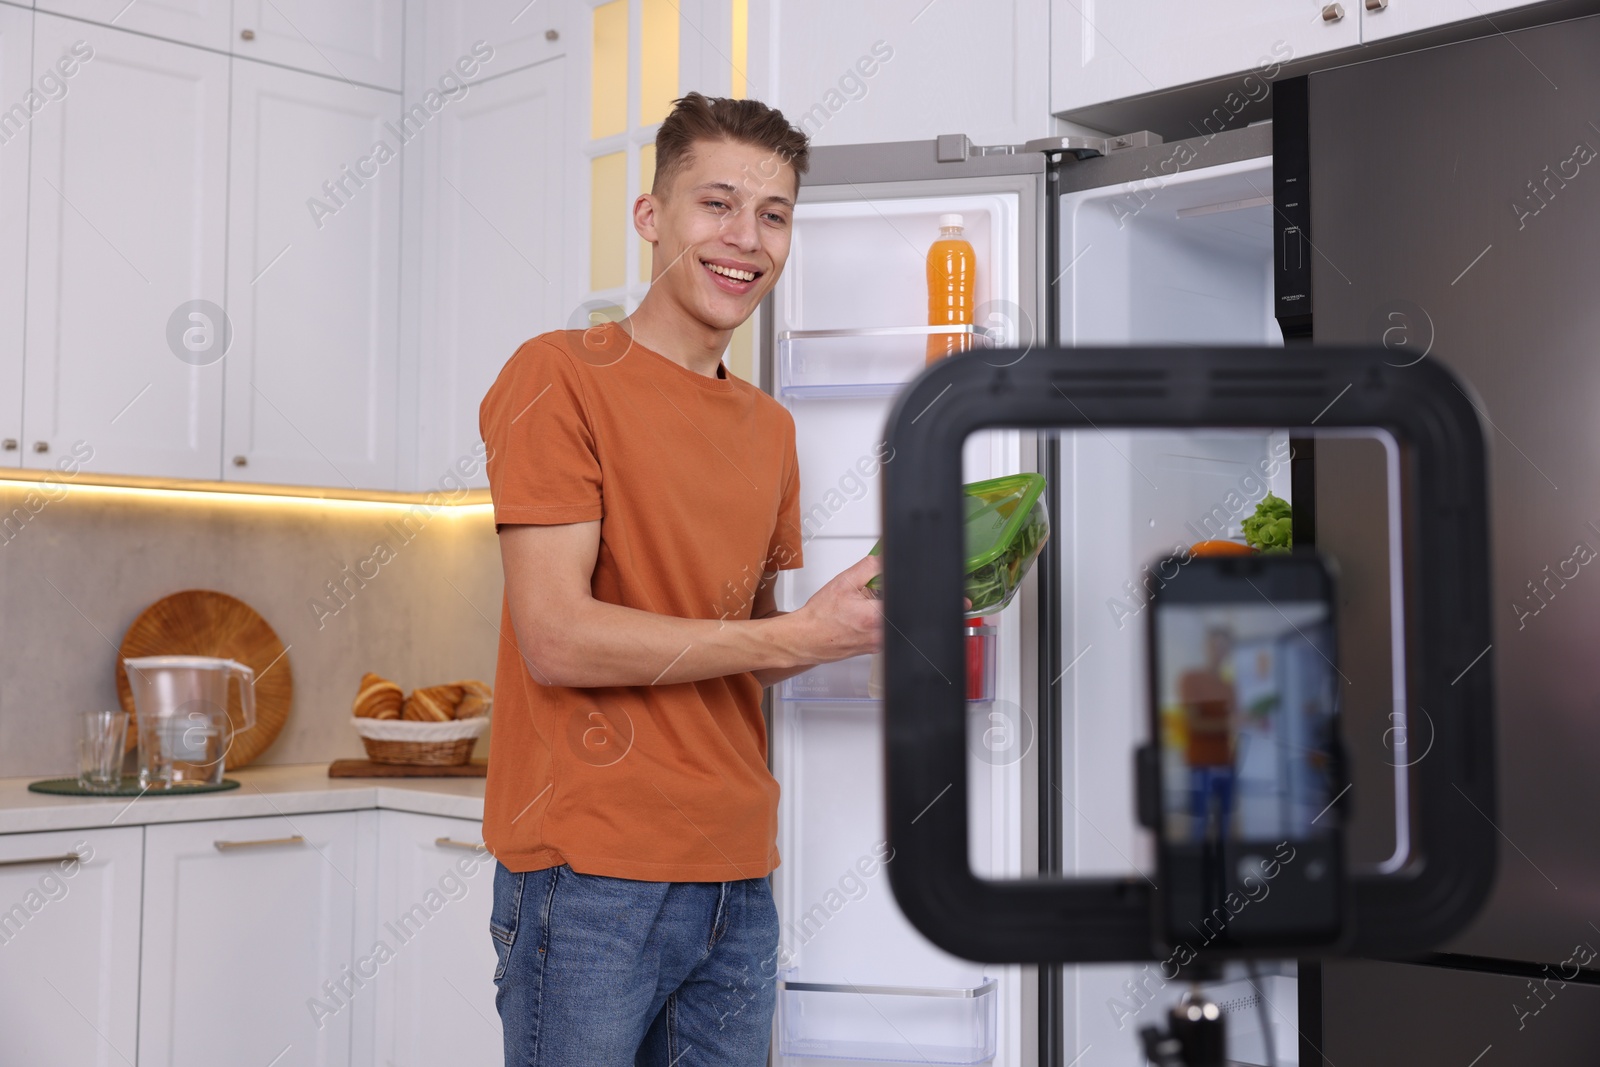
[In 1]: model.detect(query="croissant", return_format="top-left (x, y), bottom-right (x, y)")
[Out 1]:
top-left (352, 673), bottom-right (403, 720)
top-left (452, 679), bottom-right (493, 719)
top-left (402, 684), bottom-right (462, 722)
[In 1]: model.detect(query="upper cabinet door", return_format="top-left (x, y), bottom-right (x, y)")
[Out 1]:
top-left (36, 0), bottom-right (233, 53)
top-left (417, 0), bottom-right (566, 77)
top-left (1050, 0), bottom-right (1356, 114)
top-left (774, 0), bottom-right (1050, 147)
top-left (140, 812), bottom-right (359, 1067)
top-left (24, 16), bottom-right (229, 479)
top-left (0, 5), bottom-right (30, 468)
top-left (413, 58), bottom-right (565, 490)
top-left (1360, 0), bottom-right (1535, 41)
top-left (0, 827), bottom-right (143, 1067)
top-left (224, 60), bottom-right (401, 490)
top-left (233, 0), bottom-right (403, 91)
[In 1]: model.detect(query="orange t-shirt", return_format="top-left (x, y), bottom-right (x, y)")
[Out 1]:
top-left (1177, 669), bottom-right (1235, 768)
top-left (478, 324), bottom-right (803, 882)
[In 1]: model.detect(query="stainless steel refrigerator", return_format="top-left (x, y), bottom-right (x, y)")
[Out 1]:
top-left (1299, 13), bottom-right (1600, 1064)
top-left (758, 18), bottom-right (1600, 1058)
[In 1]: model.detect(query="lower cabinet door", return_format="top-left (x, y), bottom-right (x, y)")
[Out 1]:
top-left (0, 826), bottom-right (142, 1067)
top-left (372, 810), bottom-right (501, 1065)
top-left (139, 811), bottom-right (359, 1067)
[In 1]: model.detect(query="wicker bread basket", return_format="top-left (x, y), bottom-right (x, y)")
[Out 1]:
top-left (350, 714), bottom-right (490, 766)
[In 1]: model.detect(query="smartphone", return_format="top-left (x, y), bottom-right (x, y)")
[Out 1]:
top-left (1142, 552), bottom-right (1345, 954)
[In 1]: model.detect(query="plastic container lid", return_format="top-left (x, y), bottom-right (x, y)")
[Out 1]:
top-left (938, 213), bottom-right (964, 231)
top-left (866, 472), bottom-right (1047, 575)
top-left (961, 473), bottom-right (1046, 571)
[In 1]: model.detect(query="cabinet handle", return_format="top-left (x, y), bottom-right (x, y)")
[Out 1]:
top-left (1365, 0), bottom-right (1388, 8)
top-left (434, 837), bottom-right (485, 852)
top-left (1322, 2), bottom-right (1345, 19)
top-left (32, 441), bottom-right (48, 453)
top-left (240, 28), bottom-right (255, 41)
top-left (0, 851), bottom-right (82, 869)
top-left (545, 29), bottom-right (559, 41)
top-left (214, 834), bottom-right (305, 852)
top-left (1, 438), bottom-right (15, 451)
top-left (232, 455), bottom-right (248, 467)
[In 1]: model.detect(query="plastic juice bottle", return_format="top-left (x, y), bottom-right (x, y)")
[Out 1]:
top-left (926, 213), bottom-right (976, 364)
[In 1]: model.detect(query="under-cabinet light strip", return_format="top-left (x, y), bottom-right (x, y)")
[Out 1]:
top-left (0, 476), bottom-right (496, 514)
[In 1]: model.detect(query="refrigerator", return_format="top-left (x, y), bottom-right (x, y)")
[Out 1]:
top-left (761, 16), bottom-right (1600, 1059)
top-left (758, 124), bottom-right (1305, 1067)
top-left (1297, 13), bottom-right (1600, 1065)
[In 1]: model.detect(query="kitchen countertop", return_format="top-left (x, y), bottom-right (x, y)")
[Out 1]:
top-left (0, 763), bottom-right (486, 835)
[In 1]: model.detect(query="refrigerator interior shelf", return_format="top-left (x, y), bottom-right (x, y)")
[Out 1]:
top-left (777, 325), bottom-right (998, 401)
top-left (777, 975), bottom-right (998, 1065)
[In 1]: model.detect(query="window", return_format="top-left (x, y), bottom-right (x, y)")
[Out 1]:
top-left (583, 0), bottom-right (755, 379)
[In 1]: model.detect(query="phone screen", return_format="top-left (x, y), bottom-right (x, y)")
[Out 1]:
top-left (1149, 556), bottom-right (1343, 952)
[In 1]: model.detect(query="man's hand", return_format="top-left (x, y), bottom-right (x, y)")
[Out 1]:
top-left (781, 555), bottom-right (884, 664)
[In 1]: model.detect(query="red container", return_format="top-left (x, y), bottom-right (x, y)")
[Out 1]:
top-left (966, 621), bottom-right (997, 701)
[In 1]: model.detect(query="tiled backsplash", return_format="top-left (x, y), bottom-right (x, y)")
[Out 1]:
top-left (0, 481), bottom-right (505, 779)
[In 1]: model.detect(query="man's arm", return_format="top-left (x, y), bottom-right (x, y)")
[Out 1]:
top-left (749, 569), bottom-right (816, 689)
top-left (500, 521), bottom-right (879, 688)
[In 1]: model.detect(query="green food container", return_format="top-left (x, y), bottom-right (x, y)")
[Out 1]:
top-left (868, 473), bottom-right (1050, 618)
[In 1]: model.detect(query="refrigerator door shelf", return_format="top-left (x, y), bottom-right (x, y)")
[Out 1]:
top-left (781, 633), bottom-right (999, 704)
top-left (777, 975), bottom-right (998, 1065)
top-left (784, 655), bottom-right (875, 703)
top-left (778, 326), bottom-right (998, 400)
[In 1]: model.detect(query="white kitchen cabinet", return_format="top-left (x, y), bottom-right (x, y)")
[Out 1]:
top-left (770, 0), bottom-right (1051, 148)
top-left (23, 15), bottom-right (229, 480)
top-left (1050, 0), bottom-right (1355, 116)
top-left (0, 827), bottom-right (143, 1067)
top-left (0, 3), bottom-right (30, 467)
top-left (415, 0), bottom-right (566, 78)
top-left (1359, 0), bottom-right (1536, 41)
top-left (371, 810), bottom-right (501, 1066)
top-left (35, 0), bottom-right (233, 53)
top-left (224, 59), bottom-right (401, 490)
top-left (232, 0), bottom-right (403, 91)
top-left (412, 56), bottom-right (565, 490)
top-left (139, 811), bottom-right (360, 1067)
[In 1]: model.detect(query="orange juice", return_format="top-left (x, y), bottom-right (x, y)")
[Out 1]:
top-left (926, 213), bottom-right (976, 364)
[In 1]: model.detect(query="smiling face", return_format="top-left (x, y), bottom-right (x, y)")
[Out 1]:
top-left (634, 137), bottom-right (797, 333)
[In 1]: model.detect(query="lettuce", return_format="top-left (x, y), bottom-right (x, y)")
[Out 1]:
top-left (1242, 493), bottom-right (1292, 553)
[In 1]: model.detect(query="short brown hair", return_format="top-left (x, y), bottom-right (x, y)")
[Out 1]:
top-left (652, 92), bottom-right (810, 198)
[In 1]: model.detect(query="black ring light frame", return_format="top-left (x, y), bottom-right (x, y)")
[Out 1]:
top-left (878, 347), bottom-right (1496, 963)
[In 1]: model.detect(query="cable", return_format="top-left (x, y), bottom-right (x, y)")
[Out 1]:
top-left (1244, 959), bottom-right (1279, 1067)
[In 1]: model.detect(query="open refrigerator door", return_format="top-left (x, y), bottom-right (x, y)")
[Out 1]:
top-left (760, 149), bottom-right (1046, 1067)
top-left (1052, 132), bottom-right (1313, 1067)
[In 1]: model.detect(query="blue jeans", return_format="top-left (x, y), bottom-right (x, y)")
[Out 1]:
top-left (1190, 765), bottom-right (1236, 842)
top-left (490, 862), bottom-right (779, 1066)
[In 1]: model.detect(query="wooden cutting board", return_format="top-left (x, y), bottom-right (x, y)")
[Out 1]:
top-left (116, 590), bottom-right (292, 770)
top-left (328, 759), bottom-right (488, 778)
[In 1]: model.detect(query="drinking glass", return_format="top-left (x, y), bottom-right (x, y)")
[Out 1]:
top-left (78, 710), bottom-right (128, 793)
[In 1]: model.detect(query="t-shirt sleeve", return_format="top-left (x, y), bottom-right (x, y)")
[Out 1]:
top-left (480, 339), bottom-right (603, 528)
top-left (767, 429), bottom-right (804, 572)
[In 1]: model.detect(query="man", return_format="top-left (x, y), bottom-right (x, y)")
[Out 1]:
top-left (478, 93), bottom-right (882, 1066)
top-left (1178, 625), bottom-right (1239, 844)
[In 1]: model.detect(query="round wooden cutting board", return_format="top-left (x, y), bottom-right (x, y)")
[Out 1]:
top-left (115, 590), bottom-right (292, 770)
